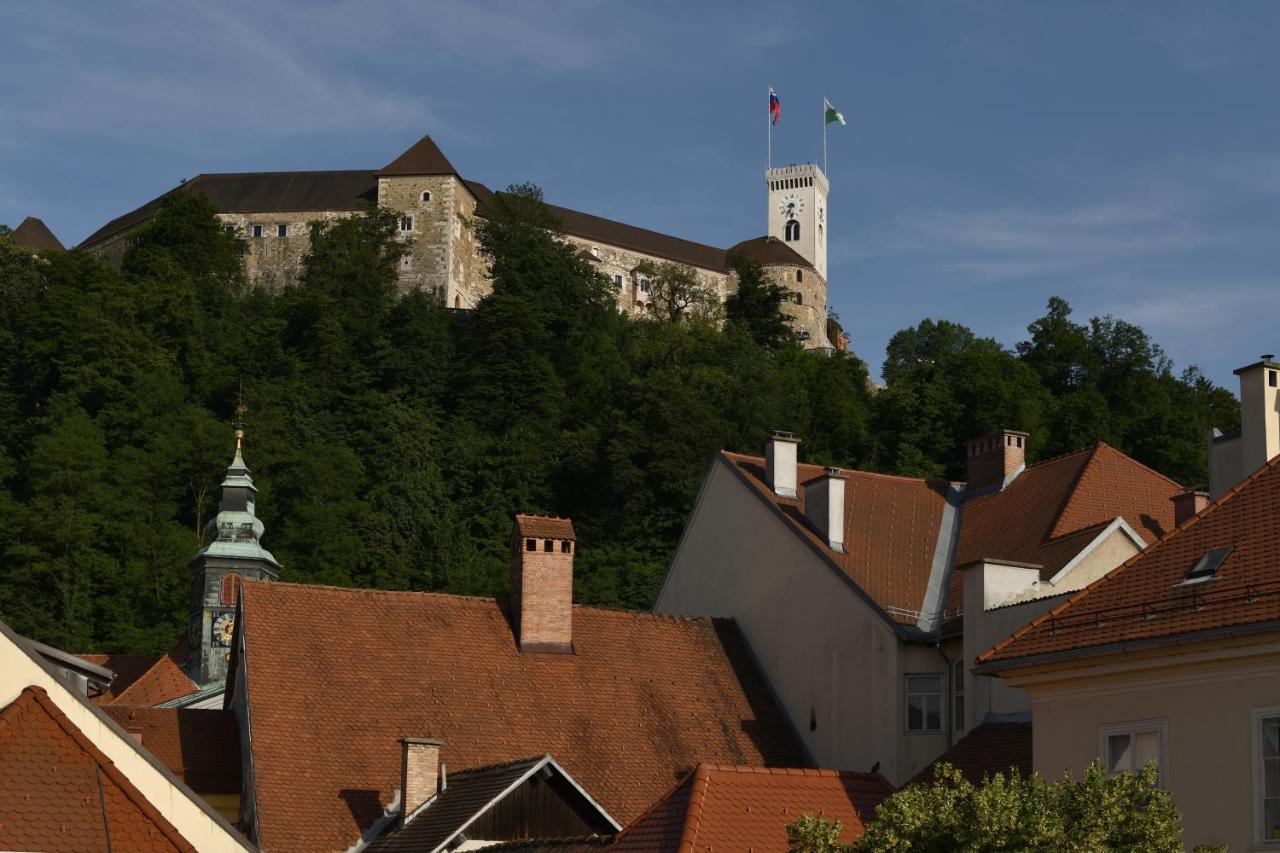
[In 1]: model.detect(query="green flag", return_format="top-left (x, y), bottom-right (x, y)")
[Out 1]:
top-left (824, 99), bottom-right (846, 126)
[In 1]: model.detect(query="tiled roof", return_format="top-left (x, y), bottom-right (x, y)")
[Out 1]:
top-left (76, 652), bottom-right (162, 705)
top-left (611, 765), bottom-right (894, 852)
top-left (368, 754), bottom-right (615, 853)
top-left (377, 134), bottom-right (460, 177)
top-left (110, 638), bottom-right (199, 707)
top-left (515, 514), bottom-right (577, 541)
top-left (0, 686), bottom-right (196, 852)
top-left (11, 215), bottom-right (65, 251)
top-left (955, 444), bottom-right (1178, 576)
top-left (910, 721), bottom-right (1033, 786)
top-left (483, 839), bottom-right (614, 851)
top-left (722, 452), bottom-right (954, 625)
top-left (980, 454), bottom-right (1280, 667)
top-left (725, 236), bottom-right (815, 272)
top-left (102, 707), bottom-right (241, 793)
top-left (235, 581), bottom-right (809, 853)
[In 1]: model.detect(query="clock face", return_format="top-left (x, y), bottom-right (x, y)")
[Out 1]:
top-left (777, 192), bottom-right (805, 219)
top-left (212, 611), bottom-right (235, 647)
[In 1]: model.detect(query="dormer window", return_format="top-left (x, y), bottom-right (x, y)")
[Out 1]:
top-left (420, 191), bottom-right (432, 203)
top-left (1184, 546), bottom-right (1232, 584)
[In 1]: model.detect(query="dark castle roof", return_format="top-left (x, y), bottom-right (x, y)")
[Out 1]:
top-left (725, 236), bottom-right (813, 271)
top-left (377, 134), bottom-right (460, 177)
top-left (11, 216), bottom-right (64, 251)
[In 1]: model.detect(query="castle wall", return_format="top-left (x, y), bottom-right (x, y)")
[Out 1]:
top-left (218, 210), bottom-right (353, 290)
top-left (562, 235), bottom-right (729, 317)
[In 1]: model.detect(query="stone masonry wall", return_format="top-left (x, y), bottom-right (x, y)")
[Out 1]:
top-left (217, 210), bottom-right (354, 290)
top-left (562, 235), bottom-right (729, 318)
top-left (377, 175), bottom-right (455, 300)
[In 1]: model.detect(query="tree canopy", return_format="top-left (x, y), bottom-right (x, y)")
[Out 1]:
top-left (0, 188), bottom-right (1238, 653)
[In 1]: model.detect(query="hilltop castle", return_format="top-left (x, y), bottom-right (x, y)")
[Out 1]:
top-left (81, 135), bottom-right (843, 350)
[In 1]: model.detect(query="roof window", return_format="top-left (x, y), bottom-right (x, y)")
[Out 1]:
top-left (1184, 546), bottom-right (1232, 583)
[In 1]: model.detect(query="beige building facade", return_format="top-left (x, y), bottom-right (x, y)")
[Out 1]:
top-left (81, 135), bottom-right (837, 349)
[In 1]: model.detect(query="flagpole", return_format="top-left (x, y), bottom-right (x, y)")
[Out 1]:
top-left (823, 96), bottom-right (828, 177)
top-left (767, 85), bottom-right (772, 171)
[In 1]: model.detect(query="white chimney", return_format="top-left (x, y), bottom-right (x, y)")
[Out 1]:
top-left (765, 431), bottom-right (800, 498)
top-left (1238, 355), bottom-right (1280, 478)
top-left (399, 737), bottom-right (443, 821)
top-left (803, 467), bottom-right (846, 552)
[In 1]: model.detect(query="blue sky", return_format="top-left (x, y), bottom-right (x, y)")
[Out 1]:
top-left (3, 1), bottom-right (1279, 387)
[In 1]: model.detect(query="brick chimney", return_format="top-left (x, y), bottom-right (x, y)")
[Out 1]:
top-left (765, 431), bottom-right (800, 498)
top-left (965, 430), bottom-right (1029, 492)
top-left (1236, 355), bottom-right (1280, 478)
top-left (1171, 488), bottom-right (1209, 527)
top-left (510, 514), bottom-right (575, 653)
top-left (803, 468), bottom-right (847, 552)
top-left (399, 737), bottom-right (442, 821)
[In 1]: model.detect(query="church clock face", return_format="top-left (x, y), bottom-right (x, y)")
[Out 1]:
top-left (777, 193), bottom-right (805, 219)
top-left (212, 611), bottom-right (235, 647)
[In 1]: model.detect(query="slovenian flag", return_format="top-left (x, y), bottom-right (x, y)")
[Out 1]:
top-left (769, 88), bottom-right (781, 125)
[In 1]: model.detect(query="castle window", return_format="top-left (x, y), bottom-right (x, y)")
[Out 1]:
top-left (454, 295), bottom-right (461, 309)
top-left (420, 191), bottom-right (432, 203)
top-left (276, 223), bottom-right (287, 238)
top-left (796, 293), bottom-right (804, 305)
top-left (251, 224), bottom-right (264, 238)
top-left (223, 225), bottom-right (235, 237)
top-left (785, 220), bottom-right (800, 241)
top-left (399, 215), bottom-right (414, 232)
top-left (640, 278), bottom-right (651, 294)
top-left (590, 246), bottom-right (600, 258)
top-left (612, 274), bottom-right (624, 290)
top-left (310, 222), bottom-right (324, 239)
top-left (796, 270), bottom-right (803, 283)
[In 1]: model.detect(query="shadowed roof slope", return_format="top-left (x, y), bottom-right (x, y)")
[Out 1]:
top-left (102, 707), bottom-right (241, 793)
top-left (910, 720), bottom-right (1033, 786)
top-left (377, 134), bottom-right (460, 176)
top-left (0, 686), bottom-right (196, 852)
top-left (11, 215), bottom-right (65, 251)
top-left (76, 652), bottom-right (162, 705)
top-left (234, 581), bottom-right (809, 853)
top-left (980, 454), bottom-right (1280, 668)
top-left (722, 451), bottom-right (954, 625)
top-left (725, 236), bottom-right (815, 271)
top-left (611, 764), bottom-right (894, 852)
top-left (110, 638), bottom-right (198, 707)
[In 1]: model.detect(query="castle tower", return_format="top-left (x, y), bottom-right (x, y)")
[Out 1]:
top-left (766, 163), bottom-right (829, 281)
top-left (185, 421), bottom-right (280, 687)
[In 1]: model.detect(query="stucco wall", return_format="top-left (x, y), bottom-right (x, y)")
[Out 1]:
top-left (0, 630), bottom-right (250, 852)
top-left (1010, 638), bottom-right (1280, 851)
top-left (656, 459), bottom-right (950, 784)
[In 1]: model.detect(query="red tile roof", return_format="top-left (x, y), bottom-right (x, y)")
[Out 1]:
top-left (0, 687), bottom-right (196, 852)
top-left (979, 454), bottom-right (1280, 668)
top-left (235, 581), bottom-right (809, 853)
top-left (723, 452), bottom-right (954, 625)
top-left (955, 443), bottom-right (1179, 577)
top-left (101, 707), bottom-right (242, 793)
top-left (910, 721), bottom-right (1033, 786)
top-left (515, 514), bottom-right (577, 541)
top-left (110, 638), bottom-right (198, 707)
top-left (611, 764), bottom-right (894, 852)
top-left (76, 652), bottom-right (163, 705)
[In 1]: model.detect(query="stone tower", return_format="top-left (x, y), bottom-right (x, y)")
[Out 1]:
top-left (185, 425), bottom-right (280, 687)
top-left (765, 163), bottom-right (829, 281)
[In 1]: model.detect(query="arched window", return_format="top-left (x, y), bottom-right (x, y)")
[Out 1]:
top-left (421, 191), bottom-right (432, 203)
top-left (220, 573), bottom-right (242, 606)
top-left (785, 220), bottom-right (800, 241)
top-left (454, 294), bottom-right (461, 309)
top-left (795, 269), bottom-right (803, 283)
top-left (796, 293), bottom-right (804, 305)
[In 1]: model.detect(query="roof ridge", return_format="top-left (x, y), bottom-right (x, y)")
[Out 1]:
top-left (1089, 442), bottom-right (1184, 490)
top-left (720, 450), bottom-right (954, 487)
top-left (978, 452), bottom-right (1280, 666)
top-left (1044, 444), bottom-right (1104, 542)
top-left (677, 764), bottom-right (714, 852)
top-left (449, 754), bottom-right (548, 777)
top-left (610, 768), bottom-right (698, 846)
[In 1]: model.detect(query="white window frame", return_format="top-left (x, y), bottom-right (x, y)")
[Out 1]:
top-left (904, 673), bottom-right (944, 734)
top-left (399, 215), bottom-right (415, 233)
top-left (1099, 719), bottom-right (1167, 786)
top-left (276, 223), bottom-right (288, 238)
top-left (420, 190), bottom-right (432, 204)
top-left (1254, 707), bottom-right (1280, 845)
top-left (251, 224), bottom-right (264, 238)
top-left (612, 274), bottom-right (624, 290)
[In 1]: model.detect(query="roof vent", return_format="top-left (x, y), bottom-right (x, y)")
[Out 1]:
top-left (1184, 546), bottom-right (1232, 584)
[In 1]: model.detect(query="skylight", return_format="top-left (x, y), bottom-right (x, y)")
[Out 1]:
top-left (1185, 546), bottom-right (1232, 583)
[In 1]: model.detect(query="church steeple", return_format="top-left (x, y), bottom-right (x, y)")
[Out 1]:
top-left (186, 410), bottom-right (281, 687)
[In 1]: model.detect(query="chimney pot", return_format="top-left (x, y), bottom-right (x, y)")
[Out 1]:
top-left (510, 515), bottom-right (575, 653)
top-left (766, 431), bottom-right (801, 498)
top-left (803, 468), bottom-right (847, 553)
top-left (965, 430), bottom-right (1028, 492)
top-left (399, 737), bottom-right (443, 822)
top-left (1171, 489), bottom-right (1209, 527)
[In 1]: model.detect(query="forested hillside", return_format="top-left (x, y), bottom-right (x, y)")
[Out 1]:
top-left (0, 189), bottom-right (1239, 654)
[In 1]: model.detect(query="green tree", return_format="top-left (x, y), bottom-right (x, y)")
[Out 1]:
top-left (633, 259), bottom-right (719, 324)
top-left (725, 256), bottom-right (793, 348)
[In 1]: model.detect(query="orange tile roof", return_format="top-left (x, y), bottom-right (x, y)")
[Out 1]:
top-left (910, 721), bottom-right (1032, 786)
top-left (0, 686), bottom-right (196, 852)
top-left (954, 443), bottom-right (1179, 577)
top-left (515, 514), bottom-right (577, 541)
top-left (102, 706), bottom-right (242, 793)
top-left (76, 652), bottom-right (163, 705)
top-left (980, 454), bottom-right (1280, 667)
top-left (110, 638), bottom-right (198, 707)
top-left (611, 764), bottom-right (894, 852)
top-left (235, 581), bottom-right (809, 853)
top-left (723, 452), bottom-right (954, 625)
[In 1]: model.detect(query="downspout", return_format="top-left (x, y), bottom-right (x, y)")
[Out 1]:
top-left (934, 641), bottom-right (953, 748)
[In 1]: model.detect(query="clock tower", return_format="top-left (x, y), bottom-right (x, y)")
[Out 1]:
top-left (185, 422), bottom-right (280, 687)
top-left (766, 162), bottom-right (829, 280)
